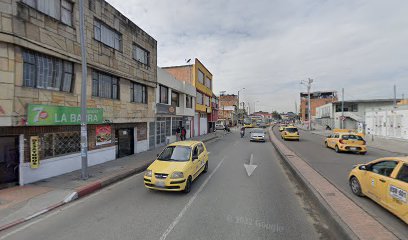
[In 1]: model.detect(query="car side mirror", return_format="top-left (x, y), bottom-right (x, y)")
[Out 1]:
top-left (359, 165), bottom-right (367, 171)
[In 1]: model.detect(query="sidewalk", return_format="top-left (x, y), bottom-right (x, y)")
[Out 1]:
top-left (0, 131), bottom-right (224, 232)
top-left (296, 124), bottom-right (408, 155)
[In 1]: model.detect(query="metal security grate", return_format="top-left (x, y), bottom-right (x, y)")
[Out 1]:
top-left (41, 132), bottom-right (80, 158)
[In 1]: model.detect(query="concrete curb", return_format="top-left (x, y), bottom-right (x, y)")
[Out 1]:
top-left (0, 134), bottom-right (220, 233)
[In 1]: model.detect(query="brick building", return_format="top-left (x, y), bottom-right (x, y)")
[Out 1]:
top-left (300, 91), bottom-right (337, 122)
top-left (219, 94), bottom-right (238, 125)
top-left (163, 59), bottom-right (214, 136)
top-left (0, 0), bottom-right (157, 186)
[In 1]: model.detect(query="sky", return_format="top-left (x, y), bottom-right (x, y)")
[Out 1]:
top-left (107, 0), bottom-right (408, 113)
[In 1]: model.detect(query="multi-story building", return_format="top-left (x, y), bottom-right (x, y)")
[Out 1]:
top-left (0, 0), bottom-right (157, 186)
top-left (153, 67), bottom-right (195, 148)
top-left (208, 94), bottom-right (219, 131)
top-left (300, 91), bottom-right (337, 122)
top-left (163, 58), bottom-right (213, 136)
top-left (219, 94), bottom-right (238, 125)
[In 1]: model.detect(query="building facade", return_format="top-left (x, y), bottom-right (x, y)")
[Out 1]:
top-left (219, 94), bottom-right (238, 125)
top-left (163, 58), bottom-right (213, 136)
top-left (300, 91), bottom-right (337, 122)
top-left (153, 67), bottom-right (195, 148)
top-left (365, 105), bottom-right (408, 140)
top-left (0, 0), bottom-right (157, 186)
top-left (316, 99), bottom-right (398, 131)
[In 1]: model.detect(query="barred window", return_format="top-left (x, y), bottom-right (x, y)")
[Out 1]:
top-left (22, 0), bottom-right (73, 26)
top-left (92, 70), bottom-right (119, 99)
top-left (94, 20), bottom-right (122, 50)
top-left (171, 91), bottom-right (179, 107)
top-left (160, 85), bottom-right (168, 104)
top-left (23, 49), bottom-right (73, 92)
top-left (42, 132), bottom-right (80, 158)
top-left (130, 82), bottom-right (147, 103)
top-left (133, 45), bottom-right (149, 65)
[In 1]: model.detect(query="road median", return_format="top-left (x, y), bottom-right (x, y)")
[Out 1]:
top-left (268, 126), bottom-right (398, 240)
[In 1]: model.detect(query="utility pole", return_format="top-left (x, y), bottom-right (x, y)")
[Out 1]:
top-left (341, 88), bottom-right (345, 129)
top-left (393, 84), bottom-right (397, 108)
top-left (301, 78), bottom-right (313, 130)
top-left (79, 0), bottom-right (88, 180)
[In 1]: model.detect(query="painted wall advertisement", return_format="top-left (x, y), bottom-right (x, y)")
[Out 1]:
top-left (96, 125), bottom-right (112, 146)
top-left (27, 104), bottom-right (103, 126)
top-left (30, 136), bottom-right (40, 169)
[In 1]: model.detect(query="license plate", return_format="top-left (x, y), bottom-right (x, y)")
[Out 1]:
top-left (156, 180), bottom-right (165, 187)
top-left (350, 147), bottom-right (357, 151)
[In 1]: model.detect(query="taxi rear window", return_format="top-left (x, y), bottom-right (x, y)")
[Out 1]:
top-left (285, 128), bottom-right (298, 133)
top-left (341, 135), bottom-right (363, 141)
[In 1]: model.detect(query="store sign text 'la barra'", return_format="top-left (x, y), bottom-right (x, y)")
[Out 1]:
top-left (27, 104), bottom-right (104, 126)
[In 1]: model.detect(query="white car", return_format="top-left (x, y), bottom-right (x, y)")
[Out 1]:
top-left (215, 123), bottom-right (225, 130)
top-left (250, 128), bottom-right (266, 142)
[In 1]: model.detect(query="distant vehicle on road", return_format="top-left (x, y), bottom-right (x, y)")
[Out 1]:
top-left (281, 127), bottom-right (300, 141)
top-left (250, 128), bottom-right (266, 142)
top-left (325, 133), bottom-right (367, 154)
top-left (349, 157), bottom-right (408, 224)
top-left (279, 124), bottom-right (287, 132)
top-left (144, 141), bottom-right (208, 193)
top-left (244, 118), bottom-right (253, 128)
top-left (215, 123), bottom-right (225, 130)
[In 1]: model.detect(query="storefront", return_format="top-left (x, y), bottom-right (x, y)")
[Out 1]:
top-left (2, 104), bottom-right (118, 185)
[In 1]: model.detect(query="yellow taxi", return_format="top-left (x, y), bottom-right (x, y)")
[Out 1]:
top-left (281, 126), bottom-right (300, 141)
top-left (278, 124), bottom-right (287, 132)
top-left (325, 132), bottom-right (367, 154)
top-left (144, 141), bottom-right (208, 193)
top-left (244, 123), bottom-right (253, 128)
top-left (349, 157), bottom-right (408, 224)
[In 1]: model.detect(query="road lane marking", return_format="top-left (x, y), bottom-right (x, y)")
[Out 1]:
top-left (0, 171), bottom-right (145, 239)
top-left (159, 157), bottom-right (225, 240)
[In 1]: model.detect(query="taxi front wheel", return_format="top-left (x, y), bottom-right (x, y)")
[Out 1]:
top-left (203, 161), bottom-right (208, 173)
top-left (335, 145), bottom-right (340, 153)
top-left (350, 177), bottom-right (364, 197)
top-left (183, 177), bottom-right (192, 193)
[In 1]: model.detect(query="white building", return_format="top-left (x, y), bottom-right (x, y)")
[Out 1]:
top-left (365, 105), bottom-right (408, 140)
top-left (151, 68), bottom-right (196, 148)
top-left (316, 99), bottom-right (397, 131)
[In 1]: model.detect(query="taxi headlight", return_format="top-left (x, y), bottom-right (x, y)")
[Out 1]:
top-left (145, 169), bottom-right (152, 177)
top-left (170, 172), bottom-right (184, 179)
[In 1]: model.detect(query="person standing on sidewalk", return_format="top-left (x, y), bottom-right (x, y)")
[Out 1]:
top-left (176, 126), bottom-right (181, 141)
top-left (181, 127), bottom-right (186, 141)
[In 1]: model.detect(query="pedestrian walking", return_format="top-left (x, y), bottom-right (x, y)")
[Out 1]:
top-left (181, 127), bottom-right (187, 141)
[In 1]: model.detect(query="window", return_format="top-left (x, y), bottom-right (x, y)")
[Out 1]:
top-left (198, 70), bottom-right (204, 84)
top-left (197, 143), bottom-right (204, 155)
top-left (160, 85), bottom-right (169, 104)
top-left (186, 95), bottom-right (193, 108)
top-left (204, 95), bottom-right (210, 106)
top-left (196, 92), bottom-right (203, 105)
top-left (23, 0), bottom-right (73, 26)
top-left (42, 132), bottom-right (80, 159)
top-left (133, 45), bottom-right (149, 65)
top-left (204, 76), bottom-right (211, 88)
top-left (369, 161), bottom-right (398, 177)
top-left (171, 91), bottom-right (179, 107)
top-left (23, 49), bottom-right (73, 92)
top-left (397, 164), bottom-right (408, 183)
top-left (94, 20), bottom-right (122, 50)
top-left (130, 82), bottom-right (147, 103)
top-left (92, 70), bottom-right (119, 99)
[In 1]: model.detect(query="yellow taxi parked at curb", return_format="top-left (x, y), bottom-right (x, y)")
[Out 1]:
top-left (144, 141), bottom-right (209, 193)
top-left (349, 157), bottom-right (408, 224)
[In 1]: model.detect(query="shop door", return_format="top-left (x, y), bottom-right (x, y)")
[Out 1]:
top-left (116, 129), bottom-right (134, 158)
top-left (156, 121), bottom-right (166, 146)
top-left (0, 137), bottom-right (19, 188)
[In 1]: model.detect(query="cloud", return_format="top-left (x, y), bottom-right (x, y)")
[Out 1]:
top-left (107, 0), bottom-right (408, 112)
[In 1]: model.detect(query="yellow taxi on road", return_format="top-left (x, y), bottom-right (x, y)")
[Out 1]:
top-left (278, 124), bottom-right (287, 132)
top-left (244, 123), bottom-right (253, 128)
top-left (281, 126), bottom-right (300, 141)
top-left (349, 157), bottom-right (408, 224)
top-left (144, 141), bottom-right (208, 193)
top-left (325, 132), bottom-right (367, 154)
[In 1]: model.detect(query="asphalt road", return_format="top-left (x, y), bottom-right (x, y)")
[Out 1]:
top-left (273, 127), bottom-right (408, 239)
top-left (0, 130), bottom-right (334, 240)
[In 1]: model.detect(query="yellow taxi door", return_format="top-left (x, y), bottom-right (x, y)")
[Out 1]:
top-left (385, 163), bottom-right (408, 223)
top-left (195, 143), bottom-right (206, 177)
top-left (365, 160), bottom-right (399, 203)
top-left (191, 145), bottom-right (200, 178)
top-left (330, 134), bottom-right (339, 148)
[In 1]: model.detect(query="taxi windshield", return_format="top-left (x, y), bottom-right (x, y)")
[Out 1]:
top-left (158, 146), bottom-right (191, 161)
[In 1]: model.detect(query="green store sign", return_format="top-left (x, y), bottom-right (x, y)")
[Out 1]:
top-left (27, 104), bottom-right (103, 126)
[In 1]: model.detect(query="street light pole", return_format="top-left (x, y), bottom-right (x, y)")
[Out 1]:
top-left (79, 0), bottom-right (88, 180)
top-left (341, 88), bottom-right (345, 129)
top-left (301, 78), bottom-right (313, 131)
